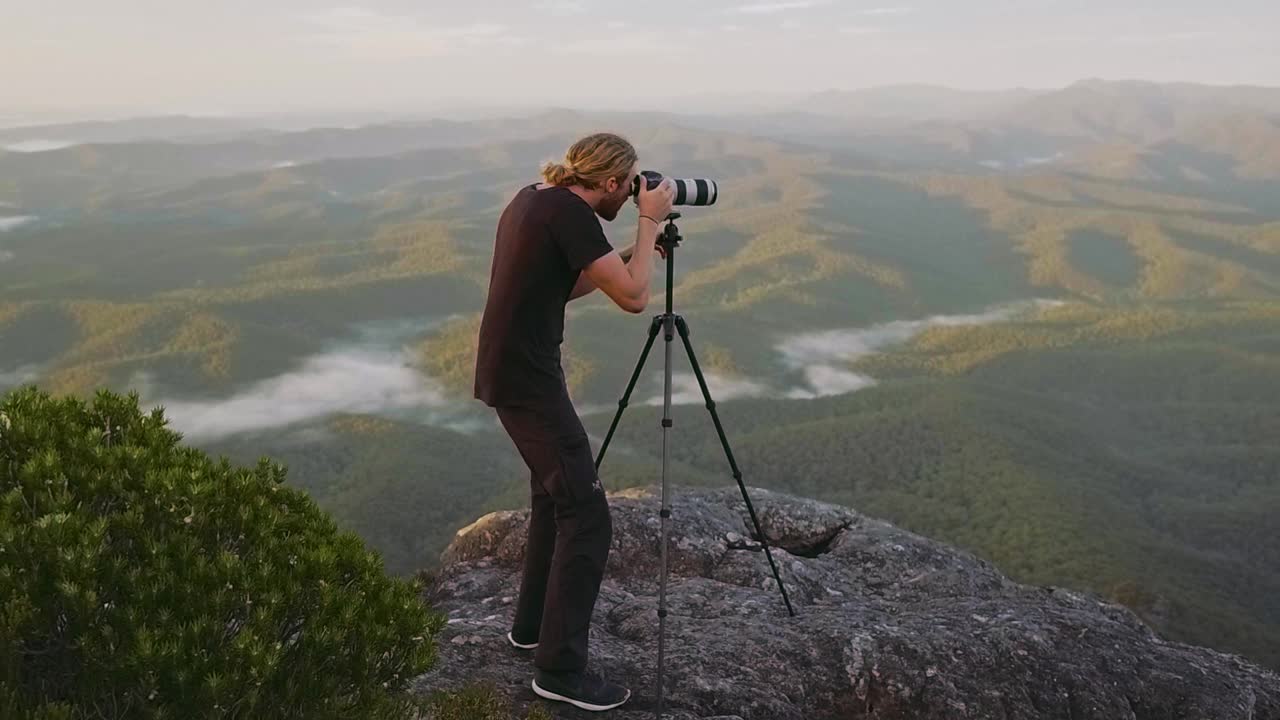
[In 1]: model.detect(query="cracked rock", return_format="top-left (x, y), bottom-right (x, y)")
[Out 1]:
top-left (415, 485), bottom-right (1280, 719)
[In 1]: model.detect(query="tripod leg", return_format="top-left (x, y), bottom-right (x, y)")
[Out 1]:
top-left (674, 316), bottom-right (796, 617)
top-left (656, 312), bottom-right (676, 718)
top-left (594, 314), bottom-right (662, 470)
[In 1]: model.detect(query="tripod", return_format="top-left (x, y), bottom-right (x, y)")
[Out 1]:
top-left (593, 212), bottom-right (796, 718)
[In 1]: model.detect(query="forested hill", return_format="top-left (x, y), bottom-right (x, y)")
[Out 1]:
top-left (2, 81), bottom-right (1279, 673)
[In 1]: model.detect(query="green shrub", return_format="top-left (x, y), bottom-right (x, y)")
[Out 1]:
top-left (0, 386), bottom-right (445, 720)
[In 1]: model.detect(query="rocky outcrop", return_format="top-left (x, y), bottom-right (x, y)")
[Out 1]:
top-left (413, 486), bottom-right (1280, 719)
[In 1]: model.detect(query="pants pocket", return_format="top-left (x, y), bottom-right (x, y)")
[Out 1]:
top-left (556, 434), bottom-right (604, 505)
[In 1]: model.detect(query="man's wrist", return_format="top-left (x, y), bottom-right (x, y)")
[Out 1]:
top-left (639, 214), bottom-right (662, 227)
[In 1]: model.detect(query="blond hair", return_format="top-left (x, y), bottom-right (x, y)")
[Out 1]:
top-left (541, 133), bottom-right (637, 190)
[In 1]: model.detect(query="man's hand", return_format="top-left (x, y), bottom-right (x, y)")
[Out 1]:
top-left (636, 178), bottom-right (673, 259)
top-left (637, 177), bottom-right (675, 222)
top-left (619, 241), bottom-right (667, 262)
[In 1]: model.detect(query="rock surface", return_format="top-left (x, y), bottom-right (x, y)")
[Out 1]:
top-left (414, 486), bottom-right (1280, 719)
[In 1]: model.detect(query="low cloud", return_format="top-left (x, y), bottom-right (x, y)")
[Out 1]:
top-left (778, 301), bottom-right (1059, 397)
top-left (3, 141), bottom-right (76, 153)
top-left (642, 372), bottom-right (771, 407)
top-left (144, 347), bottom-right (453, 442)
top-left (0, 216), bottom-right (37, 232)
top-left (631, 300), bottom-right (1060, 406)
top-left (126, 302), bottom-right (1060, 439)
top-left (784, 365), bottom-right (875, 399)
top-left (980, 152), bottom-right (1066, 170)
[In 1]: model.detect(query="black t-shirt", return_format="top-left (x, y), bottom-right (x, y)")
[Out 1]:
top-left (474, 184), bottom-right (614, 407)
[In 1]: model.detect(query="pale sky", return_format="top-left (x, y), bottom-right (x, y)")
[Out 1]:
top-left (3, 1), bottom-right (1278, 116)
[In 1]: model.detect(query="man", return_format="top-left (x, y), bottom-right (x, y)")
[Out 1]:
top-left (474, 132), bottom-right (675, 712)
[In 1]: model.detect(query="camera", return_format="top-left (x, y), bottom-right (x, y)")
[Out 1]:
top-left (630, 170), bottom-right (718, 207)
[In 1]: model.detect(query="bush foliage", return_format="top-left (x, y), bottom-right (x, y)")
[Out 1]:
top-left (0, 386), bottom-right (444, 719)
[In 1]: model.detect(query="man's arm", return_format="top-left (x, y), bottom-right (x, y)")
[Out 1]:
top-left (578, 219), bottom-right (660, 312)
top-left (581, 178), bottom-right (675, 313)
top-left (568, 243), bottom-right (637, 301)
top-left (568, 271), bottom-right (597, 301)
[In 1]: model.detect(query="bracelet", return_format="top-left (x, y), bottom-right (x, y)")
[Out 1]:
top-left (639, 214), bottom-right (662, 226)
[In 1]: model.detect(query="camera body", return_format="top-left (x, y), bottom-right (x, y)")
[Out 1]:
top-left (630, 170), bottom-right (718, 207)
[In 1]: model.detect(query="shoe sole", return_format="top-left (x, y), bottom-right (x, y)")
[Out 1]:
top-left (507, 631), bottom-right (537, 650)
top-left (531, 679), bottom-right (630, 712)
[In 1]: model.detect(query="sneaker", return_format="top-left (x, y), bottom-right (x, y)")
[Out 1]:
top-left (531, 667), bottom-right (631, 712)
top-left (507, 630), bottom-right (538, 650)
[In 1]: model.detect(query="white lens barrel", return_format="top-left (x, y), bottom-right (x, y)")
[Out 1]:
top-left (672, 179), bottom-right (718, 206)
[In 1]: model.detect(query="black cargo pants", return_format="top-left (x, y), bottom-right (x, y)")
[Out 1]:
top-left (495, 390), bottom-right (612, 673)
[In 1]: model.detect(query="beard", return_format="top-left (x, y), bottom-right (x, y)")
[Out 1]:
top-left (597, 185), bottom-right (630, 222)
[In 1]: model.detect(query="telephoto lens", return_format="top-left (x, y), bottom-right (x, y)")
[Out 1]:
top-left (631, 170), bottom-right (718, 207)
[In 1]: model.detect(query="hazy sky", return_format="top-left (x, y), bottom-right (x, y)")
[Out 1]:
top-left (4, 1), bottom-right (1277, 116)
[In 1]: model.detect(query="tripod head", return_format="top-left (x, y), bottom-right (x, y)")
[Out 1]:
top-left (658, 212), bottom-right (682, 251)
top-left (655, 213), bottom-right (683, 315)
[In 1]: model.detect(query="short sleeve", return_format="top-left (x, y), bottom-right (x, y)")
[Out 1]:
top-left (550, 199), bottom-right (613, 271)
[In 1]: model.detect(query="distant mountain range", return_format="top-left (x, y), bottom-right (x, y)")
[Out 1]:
top-left (5, 79), bottom-right (1277, 213)
top-left (797, 79), bottom-right (1280, 127)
